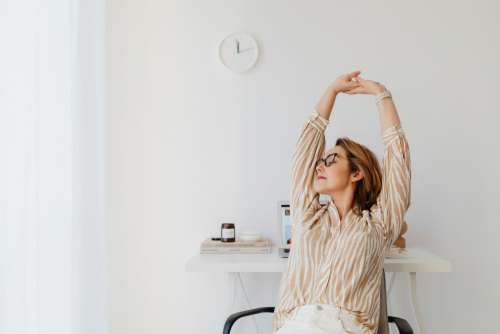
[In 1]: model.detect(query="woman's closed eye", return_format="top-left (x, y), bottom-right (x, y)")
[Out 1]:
top-left (325, 154), bottom-right (338, 165)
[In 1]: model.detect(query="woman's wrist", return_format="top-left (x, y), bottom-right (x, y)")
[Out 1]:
top-left (374, 89), bottom-right (392, 105)
top-left (372, 86), bottom-right (386, 95)
top-left (328, 84), bottom-right (339, 96)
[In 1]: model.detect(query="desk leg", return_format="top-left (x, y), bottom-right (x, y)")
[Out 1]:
top-left (226, 273), bottom-right (261, 334)
top-left (409, 272), bottom-right (425, 334)
top-left (227, 272), bottom-right (238, 314)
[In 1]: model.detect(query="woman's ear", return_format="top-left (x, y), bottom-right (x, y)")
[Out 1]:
top-left (351, 170), bottom-right (364, 182)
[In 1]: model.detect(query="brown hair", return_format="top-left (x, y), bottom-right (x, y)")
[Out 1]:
top-left (334, 137), bottom-right (382, 216)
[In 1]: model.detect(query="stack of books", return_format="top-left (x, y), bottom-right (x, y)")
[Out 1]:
top-left (200, 238), bottom-right (272, 254)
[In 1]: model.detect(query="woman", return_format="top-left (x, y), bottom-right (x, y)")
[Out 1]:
top-left (272, 71), bottom-right (412, 334)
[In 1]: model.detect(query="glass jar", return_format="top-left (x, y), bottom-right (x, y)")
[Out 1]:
top-left (220, 223), bottom-right (235, 242)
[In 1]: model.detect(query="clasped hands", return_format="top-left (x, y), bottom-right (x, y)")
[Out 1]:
top-left (330, 70), bottom-right (386, 96)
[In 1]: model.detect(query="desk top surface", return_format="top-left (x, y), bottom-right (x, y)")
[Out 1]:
top-left (186, 247), bottom-right (452, 273)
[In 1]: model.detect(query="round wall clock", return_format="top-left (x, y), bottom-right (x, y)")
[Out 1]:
top-left (218, 32), bottom-right (259, 73)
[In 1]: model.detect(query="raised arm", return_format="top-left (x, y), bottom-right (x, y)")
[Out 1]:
top-left (290, 72), bottom-right (362, 228)
top-left (344, 76), bottom-right (412, 249)
top-left (373, 90), bottom-right (412, 249)
top-left (289, 109), bottom-right (329, 226)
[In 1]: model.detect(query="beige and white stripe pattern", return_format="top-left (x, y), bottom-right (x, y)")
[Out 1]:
top-left (272, 109), bottom-right (411, 334)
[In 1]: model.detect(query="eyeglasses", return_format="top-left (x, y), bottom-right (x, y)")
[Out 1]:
top-left (315, 152), bottom-right (343, 169)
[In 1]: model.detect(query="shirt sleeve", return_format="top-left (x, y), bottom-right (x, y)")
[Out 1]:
top-left (371, 122), bottom-right (412, 250)
top-left (289, 109), bottom-right (329, 229)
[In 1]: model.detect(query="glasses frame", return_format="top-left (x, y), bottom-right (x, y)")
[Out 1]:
top-left (315, 152), bottom-right (344, 169)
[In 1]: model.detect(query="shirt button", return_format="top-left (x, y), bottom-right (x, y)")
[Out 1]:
top-left (316, 305), bottom-right (323, 311)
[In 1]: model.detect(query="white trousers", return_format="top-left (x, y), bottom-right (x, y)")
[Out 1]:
top-left (275, 304), bottom-right (365, 334)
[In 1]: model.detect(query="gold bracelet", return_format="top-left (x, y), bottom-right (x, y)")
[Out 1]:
top-left (375, 89), bottom-right (392, 104)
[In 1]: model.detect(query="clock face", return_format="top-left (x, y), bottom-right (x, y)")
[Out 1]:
top-left (219, 32), bottom-right (259, 73)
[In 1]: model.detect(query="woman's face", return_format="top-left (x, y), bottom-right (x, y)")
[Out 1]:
top-left (313, 145), bottom-right (356, 195)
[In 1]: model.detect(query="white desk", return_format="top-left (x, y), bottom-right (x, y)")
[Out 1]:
top-left (186, 247), bottom-right (452, 334)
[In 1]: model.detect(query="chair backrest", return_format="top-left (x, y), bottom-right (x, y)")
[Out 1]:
top-left (377, 269), bottom-right (389, 334)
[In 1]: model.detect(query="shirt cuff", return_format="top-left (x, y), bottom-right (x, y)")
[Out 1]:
top-left (382, 122), bottom-right (405, 146)
top-left (309, 109), bottom-right (330, 132)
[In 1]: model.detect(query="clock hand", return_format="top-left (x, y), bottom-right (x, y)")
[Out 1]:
top-left (238, 47), bottom-right (254, 53)
top-left (236, 39), bottom-right (240, 53)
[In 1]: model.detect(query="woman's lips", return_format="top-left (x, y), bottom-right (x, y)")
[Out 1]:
top-left (317, 176), bottom-right (326, 180)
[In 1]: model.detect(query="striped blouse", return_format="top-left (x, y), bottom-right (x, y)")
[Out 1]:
top-left (272, 109), bottom-right (411, 334)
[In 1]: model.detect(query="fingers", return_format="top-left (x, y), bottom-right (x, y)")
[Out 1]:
top-left (344, 87), bottom-right (360, 94)
top-left (348, 70), bottom-right (361, 79)
top-left (348, 81), bottom-right (360, 88)
top-left (345, 82), bottom-right (361, 93)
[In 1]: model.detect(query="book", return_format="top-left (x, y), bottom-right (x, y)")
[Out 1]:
top-left (201, 238), bottom-right (271, 247)
top-left (200, 238), bottom-right (272, 254)
top-left (200, 248), bottom-right (271, 254)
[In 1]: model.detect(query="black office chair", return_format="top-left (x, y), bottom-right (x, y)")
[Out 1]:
top-left (223, 269), bottom-right (413, 334)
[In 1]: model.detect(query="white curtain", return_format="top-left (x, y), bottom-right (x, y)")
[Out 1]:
top-left (0, 1), bottom-right (107, 334)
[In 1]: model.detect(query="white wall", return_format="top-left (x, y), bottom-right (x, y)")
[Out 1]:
top-left (107, 1), bottom-right (500, 333)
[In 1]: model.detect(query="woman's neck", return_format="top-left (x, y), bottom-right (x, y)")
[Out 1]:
top-left (329, 193), bottom-right (354, 220)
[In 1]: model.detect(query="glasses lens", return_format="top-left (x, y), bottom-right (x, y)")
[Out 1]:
top-left (325, 154), bottom-right (336, 166)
